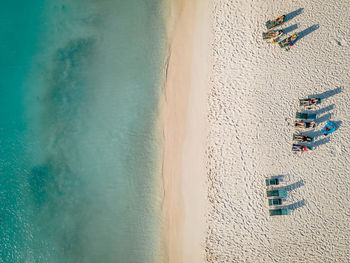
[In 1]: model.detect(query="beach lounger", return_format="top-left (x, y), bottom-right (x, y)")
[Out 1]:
top-left (296, 112), bottom-right (316, 120)
top-left (292, 144), bottom-right (313, 152)
top-left (268, 198), bottom-right (283, 206)
top-left (278, 33), bottom-right (298, 50)
top-left (299, 98), bottom-right (322, 106)
top-left (266, 190), bottom-right (287, 197)
top-left (265, 178), bottom-right (279, 186)
top-left (266, 15), bottom-right (286, 30)
top-left (294, 121), bottom-right (316, 129)
top-left (262, 30), bottom-right (283, 42)
top-left (293, 134), bottom-right (314, 142)
top-left (269, 208), bottom-right (290, 216)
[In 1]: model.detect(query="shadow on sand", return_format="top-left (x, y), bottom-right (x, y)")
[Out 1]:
top-left (283, 24), bottom-right (298, 35)
top-left (311, 87), bottom-right (343, 100)
top-left (282, 199), bottom-right (306, 210)
top-left (332, 120), bottom-right (342, 132)
top-left (284, 8), bottom-right (304, 23)
top-left (303, 129), bottom-right (324, 139)
top-left (313, 137), bottom-right (331, 148)
top-left (275, 180), bottom-right (305, 192)
top-left (315, 113), bottom-right (332, 124)
top-left (294, 24), bottom-right (320, 44)
top-left (311, 104), bottom-right (335, 115)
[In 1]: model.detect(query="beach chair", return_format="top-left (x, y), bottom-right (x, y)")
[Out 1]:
top-left (296, 112), bottom-right (316, 120)
top-left (265, 178), bottom-right (279, 186)
top-left (268, 198), bottom-right (283, 206)
top-left (269, 208), bottom-right (290, 216)
top-left (266, 190), bottom-right (287, 197)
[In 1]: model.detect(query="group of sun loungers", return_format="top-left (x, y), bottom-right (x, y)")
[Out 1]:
top-left (292, 97), bottom-right (338, 152)
top-left (292, 98), bottom-right (321, 153)
top-left (265, 177), bottom-right (290, 216)
top-left (263, 15), bottom-right (299, 51)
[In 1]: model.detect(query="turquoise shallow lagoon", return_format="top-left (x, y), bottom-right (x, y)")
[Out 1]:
top-left (0, 1), bottom-right (165, 262)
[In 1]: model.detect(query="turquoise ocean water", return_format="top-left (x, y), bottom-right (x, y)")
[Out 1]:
top-left (0, 0), bottom-right (166, 262)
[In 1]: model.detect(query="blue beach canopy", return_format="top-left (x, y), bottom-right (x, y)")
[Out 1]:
top-left (321, 121), bottom-right (336, 135)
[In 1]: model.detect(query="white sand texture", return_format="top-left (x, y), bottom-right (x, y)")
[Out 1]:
top-left (206, 0), bottom-right (350, 262)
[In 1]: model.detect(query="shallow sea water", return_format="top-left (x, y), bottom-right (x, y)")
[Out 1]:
top-left (0, 1), bottom-right (166, 262)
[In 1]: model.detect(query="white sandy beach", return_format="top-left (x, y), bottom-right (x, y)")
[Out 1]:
top-left (160, 0), bottom-right (209, 262)
top-left (206, 0), bottom-right (350, 262)
top-left (162, 0), bottom-right (350, 262)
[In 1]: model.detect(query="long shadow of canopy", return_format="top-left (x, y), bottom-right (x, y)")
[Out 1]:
top-left (310, 87), bottom-right (343, 100)
top-left (284, 8), bottom-right (304, 23)
top-left (294, 24), bottom-right (320, 44)
top-left (282, 24), bottom-right (298, 35)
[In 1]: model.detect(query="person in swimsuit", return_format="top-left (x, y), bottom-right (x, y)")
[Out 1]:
top-left (301, 146), bottom-right (312, 152)
top-left (268, 15), bottom-right (286, 28)
top-left (264, 30), bottom-right (282, 39)
top-left (295, 135), bottom-right (313, 142)
top-left (293, 145), bottom-right (312, 152)
top-left (288, 34), bottom-right (298, 46)
top-left (277, 15), bottom-right (285, 24)
top-left (295, 121), bottom-right (315, 128)
top-left (301, 98), bottom-right (320, 106)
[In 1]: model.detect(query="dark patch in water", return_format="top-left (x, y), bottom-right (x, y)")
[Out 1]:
top-left (29, 163), bottom-right (54, 207)
top-left (39, 37), bottom-right (97, 157)
top-left (48, 38), bottom-right (95, 117)
top-left (29, 159), bottom-right (77, 209)
top-left (26, 37), bottom-right (101, 261)
top-left (29, 157), bottom-right (89, 261)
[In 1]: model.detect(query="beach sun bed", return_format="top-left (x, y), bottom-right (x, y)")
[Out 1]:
top-left (294, 121), bottom-right (316, 129)
top-left (293, 134), bottom-right (314, 142)
top-left (265, 15), bottom-right (286, 30)
top-left (262, 30), bottom-right (283, 42)
top-left (296, 112), bottom-right (316, 120)
top-left (278, 33), bottom-right (299, 49)
top-left (266, 190), bottom-right (287, 197)
top-left (292, 144), bottom-right (313, 152)
top-left (268, 198), bottom-right (283, 206)
top-left (265, 178), bottom-right (279, 186)
top-left (299, 98), bottom-right (322, 106)
top-left (269, 208), bottom-right (290, 216)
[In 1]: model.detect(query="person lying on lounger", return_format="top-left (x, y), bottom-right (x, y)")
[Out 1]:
top-left (288, 34), bottom-right (298, 45)
top-left (266, 15), bottom-right (286, 29)
top-left (292, 145), bottom-right (313, 152)
top-left (295, 121), bottom-right (316, 128)
top-left (272, 15), bottom-right (286, 27)
top-left (279, 33), bottom-right (299, 48)
top-left (264, 30), bottom-right (283, 39)
top-left (300, 98), bottom-right (320, 106)
top-left (294, 135), bottom-right (313, 142)
top-left (277, 15), bottom-right (285, 24)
